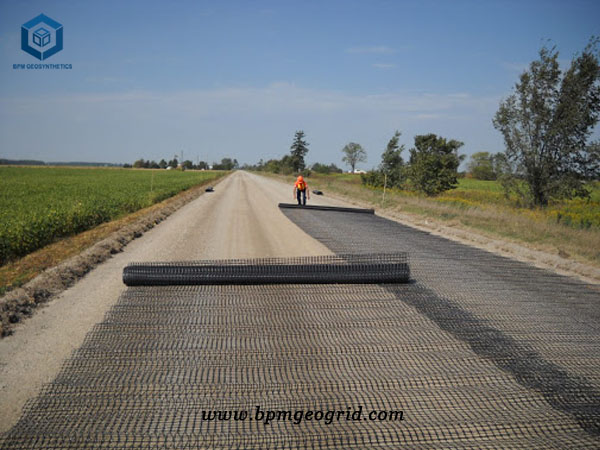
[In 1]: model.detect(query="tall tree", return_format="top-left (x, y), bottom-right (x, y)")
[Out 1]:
top-left (290, 130), bottom-right (309, 172)
top-left (407, 134), bottom-right (464, 195)
top-left (380, 131), bottom-right (404, 187)
top-left (467, 152), bottom-right (496, 180)
top-left (341, 142), bottom-right (367, 173)
top-left (493, 39), bottom-right (600, 206)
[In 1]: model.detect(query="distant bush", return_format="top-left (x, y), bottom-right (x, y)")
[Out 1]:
top-left (360, 170), bottom-right (385, 187)
top-left (312, 163), bottom-right (343, 174)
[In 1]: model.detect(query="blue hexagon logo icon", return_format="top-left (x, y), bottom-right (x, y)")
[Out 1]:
top-left (21, 14), bottom-right (63, 60)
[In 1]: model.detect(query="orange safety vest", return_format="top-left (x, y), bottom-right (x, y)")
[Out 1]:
top-left (295, 180), bottom-right (307, 191)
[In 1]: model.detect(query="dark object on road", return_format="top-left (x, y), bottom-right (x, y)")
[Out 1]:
top-left (313, 189), bottom-right (323, 195)
top-left (205, 186), bottom-right (214, 192)
top-left (278, 203), bottom-right (374, 214)
top-left (123, 253), bottom-right (409, 286)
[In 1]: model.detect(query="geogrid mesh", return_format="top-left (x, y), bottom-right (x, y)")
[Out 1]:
top-left (3, 283), bottom-right (598, 449)
top-left (282, 207), bottom-right (600, 438)
top-left (123, 253), bottom-right (410, 286)
top-left (2, 207), bottom-right (599, 448)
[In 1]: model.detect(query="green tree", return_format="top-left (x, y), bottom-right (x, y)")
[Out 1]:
top-left (582, 141), bottom-right (600, 180)
top-left (380, 131), bottom-right (405, 187)
top-left (263, 159), bottom-right (281, 173)
top-left (493, 39), bottom-right (600, 206)
top-left (341, 142), bottom-right (367, 173)
top-left (467, 152), bottom-right (496, 180)
top-left (181, 160), bottom-right (194, 170)
top-left (158, 159), bottom-right (167, 169)
top-left (133, 159), bottom-right (145, 168)
top-left (360, 170), bottom-right (385, 187)
top-left (290, 130), bottom-right (309, 172)
top-left (168, 158), bottom-right (178, 168)
top-left (212, 158), bottom-right (239, 170)
top-left (312, 162), bottom-right (343, 174)
top-left (491, 153), bottom-right (510, 179)
top-left (407, 134), bottom-right (464, 195)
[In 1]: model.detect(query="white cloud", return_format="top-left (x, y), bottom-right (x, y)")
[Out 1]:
top-left (500, 61), bottom-right (528, 73)
top-left (345, 46), bottom-right (396, 54)
top-left (84, 76), bottom-right (129, 84)
top-left (0, 83), bottom-right (504, 166)
top-left (416, 113), bottom-right (442, 120)
top-left (372, 63), bottom-right (396, 69)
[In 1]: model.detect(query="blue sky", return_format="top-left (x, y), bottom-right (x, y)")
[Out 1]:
top-left (1, 0), bottom-right (599, 168)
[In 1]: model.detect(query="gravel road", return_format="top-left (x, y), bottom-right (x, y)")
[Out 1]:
top-left (0, 171), bottom-right (334, 432)
top-left (1, 171), bottom-right (598, 448)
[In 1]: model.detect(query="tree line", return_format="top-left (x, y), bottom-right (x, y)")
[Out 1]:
top-left (127, 157), bottom-right (239, 171)
top-left (243, 131), bottom-right (344, 175)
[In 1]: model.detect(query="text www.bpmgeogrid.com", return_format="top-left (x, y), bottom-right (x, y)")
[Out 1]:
top-left (202, 406), bottom-right (404, 426)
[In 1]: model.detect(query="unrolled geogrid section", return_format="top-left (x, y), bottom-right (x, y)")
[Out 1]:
top-left (281, 207), bottom-right (600, 439)
top-left (122, 253), bottom-right (410, 286)
top-left (3, 283), bottom-right (598, 448)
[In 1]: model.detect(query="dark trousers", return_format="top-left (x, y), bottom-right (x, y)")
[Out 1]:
top-left (297, 189), bottom-right (306, 205)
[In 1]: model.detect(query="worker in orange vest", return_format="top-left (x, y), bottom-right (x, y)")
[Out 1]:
top-left (293, 175), bottom-right (310, 206)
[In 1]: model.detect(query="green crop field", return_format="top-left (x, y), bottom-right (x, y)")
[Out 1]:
top-left (0, 167), bottom-right (224, 264)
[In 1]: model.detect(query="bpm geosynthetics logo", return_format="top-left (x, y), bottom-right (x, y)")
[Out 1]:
top-left (21, 14), bottom-right (63, 60)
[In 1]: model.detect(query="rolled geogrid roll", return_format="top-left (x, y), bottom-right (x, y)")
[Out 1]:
top-left (123, 253), bottom-right (409, 286)
top-left (278, 203), bottom-right (375, 214)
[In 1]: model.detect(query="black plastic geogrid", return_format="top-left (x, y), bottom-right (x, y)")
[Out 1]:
top-left (278, 203), bottom-right (375, 214)
top-left (281, 207), bottom-right (600, 439)
top-left (122, 253), bottom-right (410, 286)
top-left (2, 206), bottom-right (599, 449)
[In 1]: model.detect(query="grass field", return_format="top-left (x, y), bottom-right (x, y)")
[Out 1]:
top-left (0, 167), bottom-right (224, 265)
top-left (272, 172), bottom-right (600, 267)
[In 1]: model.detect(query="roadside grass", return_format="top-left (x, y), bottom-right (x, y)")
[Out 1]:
top-left (0, 167), bottom-right (226, 295)
top-left (266, 172), bottom-right (600, 267)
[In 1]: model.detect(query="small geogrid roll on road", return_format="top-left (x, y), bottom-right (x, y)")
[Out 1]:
top-left (278, 203), bottom-right (375, 214)
top-left (122, 253), bottom-right (410, 286)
